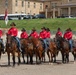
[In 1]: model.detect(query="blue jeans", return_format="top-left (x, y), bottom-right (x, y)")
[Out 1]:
top-left (14, 37), bottom-right (21, 48)
top-left (43, 39), bottom-right (47, 51)
top-left (68, 39), bottom-right (73, 50)
top-left (46, 38), bottom-right (50, 47)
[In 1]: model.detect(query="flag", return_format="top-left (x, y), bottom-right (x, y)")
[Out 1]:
top-left (4, 9), bottom-right (8, 25)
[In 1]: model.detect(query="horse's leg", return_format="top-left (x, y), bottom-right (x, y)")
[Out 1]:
top-left (51, 53), bottom-right (53, 63)
top-left (30, 55), bottom-right (33, 64)
top-left (36, 54), bottom-right (38, 64)
top-left (47, 51), bottom-right (51, 63)
top-left (17, 52), bottom-right (21, 65)
top-left (39, 53), bottom-right (42, 64)
top-left (66, 53), bottom-right (69, 63)
top-left (61, 52), bottom-right (65, 63)
top-left (7, 53), bottom-right (10, 66)
top-left (22, 52), bottom-right (25, 63)
top-left (44, 51), bottom-right (46, 63)
top-left (54, 55), bottom-right (56, 63)
top-left (12, 53), bottom-right (15, 66)
top-left (26, 54), bottom-right (29, 64)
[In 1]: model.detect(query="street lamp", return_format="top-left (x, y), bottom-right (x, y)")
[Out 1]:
top-left (52, 3), bottom-right (56, 18)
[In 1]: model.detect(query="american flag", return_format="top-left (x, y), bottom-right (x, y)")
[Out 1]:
top-left (4, 9), bottom-right (8, 25)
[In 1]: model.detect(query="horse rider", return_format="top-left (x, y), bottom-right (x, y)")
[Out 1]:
top-left (63, 28), bottom-right (73, 52)
top-left (39, 27), bottom-right (47, 52)
top-left (46, 28), bottom-right (51, 47)
top-left (20, 28), bottom-right (28, 39)
top-left (0, 29), bottom-right (4, 53)
top-left (29, 28), bottom-right (39, 38)
top-left (55, 28), bottom-right (62, 49)
top-left (7, 22), bottom-right (22, 52)
top-left (56, 28), bottom-right (62, 38)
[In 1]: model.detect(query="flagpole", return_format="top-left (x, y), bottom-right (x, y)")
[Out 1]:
top-left (5, 0), bottom-right (8, 25)
top-left (5, 0), bottom-right (8, 9)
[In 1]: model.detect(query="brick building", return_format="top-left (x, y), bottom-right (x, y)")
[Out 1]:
top-left (0, 0), bottom-right (76, 18)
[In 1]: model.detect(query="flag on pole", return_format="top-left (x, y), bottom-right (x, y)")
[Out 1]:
top-left (4, 9), bottom-right (8, 25)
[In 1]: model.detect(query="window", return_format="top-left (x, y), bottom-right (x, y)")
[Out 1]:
top-left (22, 1), bottom-right (24, 7)
top-left (51, 3), bottom-right (57, 8)
top-left (34, 3), bottom-right (36, 8)
top-left (68, 0), bottom-right (72, 2)
top-left (28, 2), bottom-right (30, 8)
top-left (15, 0), bottom-right (18, 6)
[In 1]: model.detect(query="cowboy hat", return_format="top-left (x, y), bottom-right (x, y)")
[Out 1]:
top-left (46, 28), bottom-right (50, 31)
top-left (68, 28), bottom-right (72, 31)
top-left (32, 28), bottom-right (36, 31)
top-left (57, 27), bottom-right (61, 30)
top-left (21, 28), bottom-right (26, 31)
top-left (41, 27), bottom-right (46, 30)
top-left (10, 22), bottom-right (16, 26)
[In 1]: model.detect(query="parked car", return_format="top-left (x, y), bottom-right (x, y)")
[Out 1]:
top-left (0, 16), bottom-right (4, 20)
top-left (35, 14), bottom-right (45, 19)
top-left (57, 15), bottom-right (74, 18)
top-left (23, 15), bottom-right (35, 19)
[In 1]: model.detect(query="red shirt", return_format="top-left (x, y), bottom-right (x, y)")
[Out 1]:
top-left (0, 30), bottom-right (2, 38)
top-left (63, 32), bottom-right (67, 39)
top-left (30, 31), bottom-right (39, 38)
top-left (63, 31), bottom-right (73, 40)
top-left (56, 31), bottom-right (62, 37)
top-left (20, 32), bottom-right (28, 39)
top-left (39, 30), bottom-right (47, 39)
top-left (7, 27), bottom-right (18, 37)
top-left (46, 31), bottom-right (51, 38)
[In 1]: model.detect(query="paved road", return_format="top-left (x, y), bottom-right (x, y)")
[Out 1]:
top-left (0, 52), bottom-right (76, 75)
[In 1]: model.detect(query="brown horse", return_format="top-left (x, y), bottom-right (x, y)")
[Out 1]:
top-left (47, 39), bottom-right (58, 63)
top-left (6, 34), bottom-right (21, 66)
top-left (72, 39), bottom-right (76, 62)
top-left (56, 37), bottom-right (69, 63)
top-left (20, 38), bottom-right (33, 64)
top-left (29, 36), bottom-right (44, 64)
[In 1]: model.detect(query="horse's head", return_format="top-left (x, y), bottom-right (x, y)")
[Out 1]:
top-left (6, 34), bottom-right (12, 44)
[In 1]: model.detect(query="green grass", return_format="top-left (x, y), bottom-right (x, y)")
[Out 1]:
top-left (0, 18), bottom-right (76, 31)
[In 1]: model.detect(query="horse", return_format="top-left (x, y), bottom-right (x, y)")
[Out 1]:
top-left (29, 36), bottom-right (45, 64)
top-left (72, 39), bottom-right (76, 62)
top-left (20, 38), bottom-right (33, 64)
top-left (55, 36), bottom-right (69, 63)
top-left (47, 39), bottom-right (58, 63)
top-left (6, 34), bottom-right (21, 66)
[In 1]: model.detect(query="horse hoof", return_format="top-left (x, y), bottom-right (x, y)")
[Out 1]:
top-left (48, 63), bottom-right (51, 65)
top-left (51, 63), bottom-right (53, 65)
top-left (74, 61), bottom-right (76, 64)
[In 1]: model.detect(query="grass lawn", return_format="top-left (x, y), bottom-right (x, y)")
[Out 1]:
top-left (0, 18), bottom-right (76, 31)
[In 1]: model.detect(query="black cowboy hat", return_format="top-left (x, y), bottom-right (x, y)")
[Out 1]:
top-left (66, 28), bottom-right (69, 31)
top-left (21, 28), bottom-right (26, 31)
top-left (32, 28), bottom-right (36, 31)
top-left (57, 27), bottom-right (61, 30)
top-left (41, 27), bottom-right (46, 30)
top-left (46, 28), bottom-right (50, 31)
top-left (68, 28), bottom-right (72, 31)
top-left (10, 22), bottom-right (16, 26)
